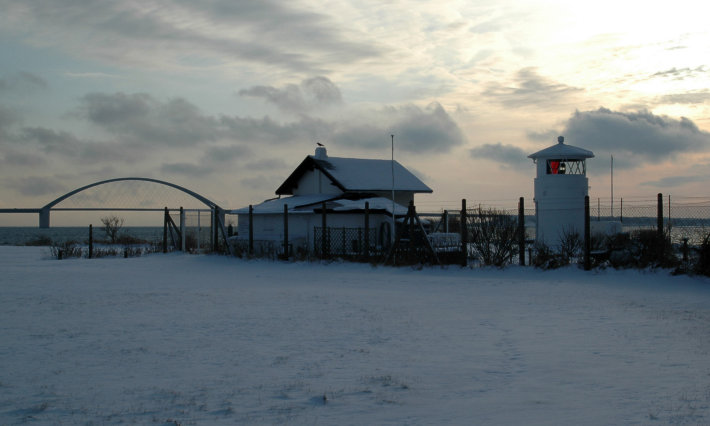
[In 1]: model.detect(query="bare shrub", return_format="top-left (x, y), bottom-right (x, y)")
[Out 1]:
top-left (50, 241), bottom-right (83, 259)
top-left (557, 228), bottom-right (582, 265)
top-left (101, 215), bottom-right (124, 244)
top-left (469, 208), bottom-right (519, 267)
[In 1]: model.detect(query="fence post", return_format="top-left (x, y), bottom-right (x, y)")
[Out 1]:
top-left (321, 202), bottom-right (327, 259)
top-left (518, 197), bottom-right (525, 266)
top-left (180, 207), bottom-right (186, 252)
top-left (460, 199), bottom-right (467, 266)
top-left (657, 193), bottom-right (664, 261)
top-left (444, 210), bottom-right (449, 233)
top-left (342, 226), bottom-right (346, 257)
top-left (88, 224), bottom-right (93, 259)
top-left (620, 198), bottom-right (623, 223)
top-left (248, 204), bottom-right (254, 256)
top-left (668, 194), bottom-right (672, 237)
top-left (657, 193), bottom-right (663, 238)
top-left (213, 207), bottom-right (219, 252)
top-left (163, 207), bottom-right (168, 253)
top-left (364, 201), bottom-right (370, 260)
top-left (584, 195), bottom-right (591, 270)
top-left (283, 204), bottom-right (289, 260)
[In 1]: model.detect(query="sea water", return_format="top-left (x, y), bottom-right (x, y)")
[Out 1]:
top-left (0, 227), bottom-right (165, 246)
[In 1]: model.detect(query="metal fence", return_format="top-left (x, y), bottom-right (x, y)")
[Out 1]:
top-left (313, 227), bottom-right (383, 259)
top-left (224, 195), bottom-right (710, 263)
top-left (590, 196), bottom-right (710, 245)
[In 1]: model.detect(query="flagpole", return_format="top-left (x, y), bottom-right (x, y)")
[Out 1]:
top-left (611, 154), bottom-right (614, 219)
top-left (391, 134), bottom-right (395, 248)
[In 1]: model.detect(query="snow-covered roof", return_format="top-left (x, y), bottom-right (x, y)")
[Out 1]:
top-left (230, 195), bottom-right (409, 215)
top-left (276, 154), bottom-right (432, 195)
top-left (528, 137), bottom-right (594, 160)
top-left (228, 194), bottom-right (337, 215)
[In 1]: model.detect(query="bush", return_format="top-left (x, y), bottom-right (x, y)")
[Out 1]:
top-left (631, 229), bottom-right (677, 269)
top-left (531, 242), bottom-right (564, 269)
top-left (469, 208), bottom-right (519, 267)
top-left (50, 241), bottom-right (83, 259)
top-left (557, 228), bottom-right (582, 265)
top-left (694, 233), bottom-right (710, 276)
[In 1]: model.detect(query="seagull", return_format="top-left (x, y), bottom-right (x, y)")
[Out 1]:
top-left (316, 142), bottom-right (324, 147)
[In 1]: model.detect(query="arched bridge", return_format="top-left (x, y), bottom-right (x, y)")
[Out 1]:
top-left (1, 177), bottom-right (221, 228)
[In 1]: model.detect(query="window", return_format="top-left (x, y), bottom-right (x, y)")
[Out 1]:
top-left (546, 159), bottom-right (585, 175)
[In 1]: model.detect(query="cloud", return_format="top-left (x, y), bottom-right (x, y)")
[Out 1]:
top-left (651, 66), bottom-right (707, 81)
top-left (243, 158), bottom-right (288, 171)
top-left (161, 162), bottom-right (214, 177)
top-left (526, 129), bottom-right (559, 142)
top-left (658, 90), bottom-right (710, 105)
top-left (482, 68), bottom-right (583, 108)
top-left (1, 1), bottom-right (384, 73)
top-left (0, 105), bottom-right (22, 135)
top-left (203, 145), bottom-right (252, 164)
top-left (239, 76), bottom-right (343, 114)
top-left (470, 143), bottom-right (529, 168)
top-left (640, 174), bottom-right (710, 188)
top-left (562, 108), bottom-right (710, 167)
top-left (333, 102), bottom-right (465, 153)
top-left (14, 126), bottom-right (134, 164)
top-left (77, 93), bottom-right (220, 146)
top-left (0, 71), bottom-right (48, 94)
top-left (6, 176), bottom-right (67, 197)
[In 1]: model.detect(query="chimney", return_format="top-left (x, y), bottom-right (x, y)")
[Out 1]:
top-left (315, 146), bottom-right (327, 159)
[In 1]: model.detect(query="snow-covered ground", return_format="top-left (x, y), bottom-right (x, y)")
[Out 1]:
top-left (1, 247), bottom-right (709, 425)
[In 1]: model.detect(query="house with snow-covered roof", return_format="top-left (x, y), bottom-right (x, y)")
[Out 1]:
top-left (231, 146), bottom-right (432, 256)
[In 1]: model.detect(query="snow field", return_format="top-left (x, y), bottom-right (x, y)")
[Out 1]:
top-left (1, 246), bottom-right (709, 424)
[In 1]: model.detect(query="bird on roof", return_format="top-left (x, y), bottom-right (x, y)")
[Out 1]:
top-left (316, 142), bottom-right (324, 147)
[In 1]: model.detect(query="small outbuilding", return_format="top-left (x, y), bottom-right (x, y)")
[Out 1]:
top-left (231, 146), bottom-right (432, 256)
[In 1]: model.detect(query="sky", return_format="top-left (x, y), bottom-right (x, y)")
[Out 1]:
top-left (1, 0), bottom-right (710, 225)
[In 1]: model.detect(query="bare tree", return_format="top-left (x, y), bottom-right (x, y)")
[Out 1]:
top-left (101, 215), bottom-right (124, 244)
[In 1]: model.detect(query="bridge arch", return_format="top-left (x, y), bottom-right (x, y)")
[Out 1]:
top-left (39, 177), bottom-right (220, 228)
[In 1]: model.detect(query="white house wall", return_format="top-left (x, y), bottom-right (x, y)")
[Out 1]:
top-left (292, 169), bottom-right (343, 196)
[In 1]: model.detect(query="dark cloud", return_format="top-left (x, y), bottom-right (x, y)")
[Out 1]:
top-left (333, 102), bottom-right (465, 153)
top-left (7, 176), bottom-right (67, 197)
top-left (526, 129), bottom-right (559, 142)
top-left (16, 126), bottom-right (133, 163)
top-left (658, 90), bottom-right (710, 105)
top-left (3, 1), bottom-right (384, 73)
top-left (0, 105), bottom-right (21, 136)
top-left (240, 175), bottom-right (283, 192)
top-left (243, 158), bottom-right (289, 171)
top-left (239, 76), bottom-right (343, 114)
top-left (0, 148), bottom-right (46, 167)
top-left (562, 108), bottom-right (710, 168)
top-left (470, 143), bottom-right (528, 168)
top-left (640, 174), bottom-right (710, 188)
top-left (0, 71), bottom-right (48, 94)
top-left (203, 145), bottom-right (252, 164)
top-left (77, 93), bottom-right (220, 146)
top-left (482, 68), bottom-right (583, 108)
top-left (161, 162), bottom-right (214, 177)
top-left (651, 66), bottom-right (706, 81)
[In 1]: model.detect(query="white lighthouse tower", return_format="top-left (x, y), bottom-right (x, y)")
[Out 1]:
top-left (528, 136), bottom-right (594, 246)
